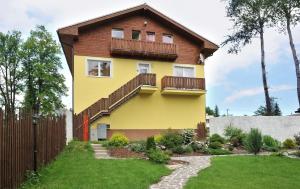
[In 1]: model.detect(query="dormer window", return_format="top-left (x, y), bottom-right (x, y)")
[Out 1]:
top-left (112, 28), bottom-right (124, 39)
top-left (132, 30), bottom-right (141, 40)
top-left (162, 34), bottom-right (173, 44)
top-left (146, 32), bottom-right (155, 42)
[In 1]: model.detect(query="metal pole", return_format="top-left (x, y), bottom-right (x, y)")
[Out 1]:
top-left (32, 113), bottom-right (38, 172)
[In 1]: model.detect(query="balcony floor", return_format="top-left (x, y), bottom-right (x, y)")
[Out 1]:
top-left (161, 88), bottom-right (206, 96)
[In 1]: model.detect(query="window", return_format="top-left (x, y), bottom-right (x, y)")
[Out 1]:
top-left (87, 59), bottom-right (111, 77)
top-left (132, 30), bottom-right (141, 40)
top-left (146, 32), bottom-right (155, 42)
top-left (112, 28), bottom-right (124, 39)
top-left (138, 63), bottom-right (151, 74)
top-left (174, 66), bottom-right (195, 78)
top-left (162, 34), bottom-right (173, 44)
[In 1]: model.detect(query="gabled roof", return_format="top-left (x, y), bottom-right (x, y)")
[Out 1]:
top-left (57, 4), bottom-right (219, 72)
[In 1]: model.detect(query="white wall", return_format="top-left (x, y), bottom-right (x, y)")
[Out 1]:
top-left (65, 109), bottom-right (73, 143)
top-left (210, 116), bottom-right (300, 142)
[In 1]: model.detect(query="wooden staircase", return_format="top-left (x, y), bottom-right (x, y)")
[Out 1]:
top-left (73, 73), bottom-right (156, 140)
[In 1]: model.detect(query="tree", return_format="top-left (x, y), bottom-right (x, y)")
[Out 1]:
top-left (254, 97), bottom-right (282, 116)
top-left (222, 0), bottom-right (273, 115)
top-left (0, 31), bottom-right (23, 120)
top-left (206, 106), bottom-right (215, 116)
top-left (22, 25), bottom-right (67, 115)
top-left (272, 0), bottom-right (300, 113)
top-left (214, 105), bottom-right (220, 117)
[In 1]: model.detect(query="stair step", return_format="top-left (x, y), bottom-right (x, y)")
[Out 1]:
top-left (95, 152), bottom-right (109, 155)
top-left (94, 149), bottom-right (107, 153)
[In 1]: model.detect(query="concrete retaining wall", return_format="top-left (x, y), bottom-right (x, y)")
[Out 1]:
top-left (209, 116), bottom-right (300, 142)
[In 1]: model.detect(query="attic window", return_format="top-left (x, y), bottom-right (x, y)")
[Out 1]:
top-left (112, 28), bottom-right (124, 39)
top-left (146, 32), bottom-right (155, 42)
top-left (162, 34), bottom-right (173, 44)
top-left (132, 30), bottom-right (141, 40)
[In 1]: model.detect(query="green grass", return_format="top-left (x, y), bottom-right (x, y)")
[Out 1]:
top-left (22, 141), bottom-right (171, 189)
top-left (185, 156), bottom-right (300, 189)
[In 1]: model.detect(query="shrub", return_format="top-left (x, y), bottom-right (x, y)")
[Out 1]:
top-left (108, 133), bottom-right (129, 147)
top-left (208, 141), bottom-right (222, 149)
top-left (160, 130), bottom-right (184, 149)
top-left (283, 138), bottom-right (296, 149)
top-left (147, 149), bottom-right (170, 164)
top-left (154, 134), bottom-right (163, 144)
top-left (209, 134), bottom-right (225, 144)
top-left (129, 141), bottom-right (146, 153)
top-left (172, 146), bottom-right (185, 154)
top-left (208, 148), bottom-right (232, 155)
top-left (294, 132), bottom-right (300, 145)
top-left (262, 135), bottom-right (281, 152)
top-left (146, 136), bottom-right (156, 150)
top-left (190, 141), bottom-right (208, 153)
top-left (244, 128), bottom-right (263, 155)
top-left (181, 129), bottom-right (196, 145)
top-left (184, 145), bottom-right (194, 153)
top-left (224, 126), bottom-right (246, 147)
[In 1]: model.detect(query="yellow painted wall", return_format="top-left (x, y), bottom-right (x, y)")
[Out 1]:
top-left (74, 55), bottom-right (206, 129)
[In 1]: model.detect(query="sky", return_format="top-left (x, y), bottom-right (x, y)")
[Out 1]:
top-left (1, 0), bottom-right (299, 116)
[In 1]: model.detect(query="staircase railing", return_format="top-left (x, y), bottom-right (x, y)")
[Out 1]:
top-left (74, 73), bottom-right (156, 126)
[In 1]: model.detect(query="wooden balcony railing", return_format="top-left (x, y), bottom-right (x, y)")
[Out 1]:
top-left (76, 73), bottom-right (156, 121)
top-left (161, 76), bottom-right (205, 90)
top-left (111, 38), bottom-right (178, 60)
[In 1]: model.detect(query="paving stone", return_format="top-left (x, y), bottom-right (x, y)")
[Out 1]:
top-left (149, 156), bottom-right (211, 189)
top-left (91, 144), bottom-right (114, 159)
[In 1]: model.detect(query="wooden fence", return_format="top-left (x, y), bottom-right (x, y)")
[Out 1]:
top-left (0, 110), bottom-right (66, 189)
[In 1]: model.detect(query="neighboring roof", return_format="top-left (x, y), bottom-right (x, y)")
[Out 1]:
top-left (57, 4), bottom-right (219, 72)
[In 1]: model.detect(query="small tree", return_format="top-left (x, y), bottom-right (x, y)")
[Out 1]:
top-left (244, 128), bottom-right (263, 155)
top-left (206, 106), bottom-right (214, 116)
top-left (22, 25), bottom-right (67, 115)
top-left (254, 97), bottom-right (282, 116)
top-left (214, 105), bottom-right (220, 117)
top-left (0, 31), bottom-right (23, 120)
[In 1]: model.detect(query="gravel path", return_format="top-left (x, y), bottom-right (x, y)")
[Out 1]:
top-left (150, 156), bottom-right (211, 189)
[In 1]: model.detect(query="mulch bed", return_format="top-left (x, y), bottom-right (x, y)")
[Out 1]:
top-left (109, 148), bottom-right (145, 158)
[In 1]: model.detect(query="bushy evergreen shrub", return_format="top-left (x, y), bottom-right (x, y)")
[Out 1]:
top-left (146, 136), bottom-right (156, 150)
top-left (147, 149), bottom-right (170, 164)
top-left (209, 134), bottom-right (225, 144)
top-left (244, 128), bottom-right (263, 155)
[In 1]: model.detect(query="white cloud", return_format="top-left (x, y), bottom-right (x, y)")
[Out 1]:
top-left (225, 85), bottom-right (296, 104)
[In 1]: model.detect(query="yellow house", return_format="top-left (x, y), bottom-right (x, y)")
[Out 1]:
top-left (57, 4), bottom-right (218, 140)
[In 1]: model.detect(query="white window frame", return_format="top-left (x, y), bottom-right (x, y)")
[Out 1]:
top-left (162, 34), bottom-right (174, 44)
top-left (111, 28), bottom-right (124, 39)
top-left (173, 64), bottom-right (196, 78)
top-left (86, 58), bottom-right (113, 78)
top-left (137, 62), bottom-right (151, 74)
top-left (146, 32), bottom-right (156, 42)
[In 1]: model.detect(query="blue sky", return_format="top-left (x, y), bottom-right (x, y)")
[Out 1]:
top-left (1, 0), bottom-right (299, 115)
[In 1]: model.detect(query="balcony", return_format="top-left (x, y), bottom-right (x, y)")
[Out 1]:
top-left (161, 76), bottom-right (205, 96)
top-left (111, 38), bottom-right (178, 60)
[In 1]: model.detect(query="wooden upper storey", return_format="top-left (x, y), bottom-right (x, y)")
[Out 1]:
top-left (57, 4), bottom-right (218, 75)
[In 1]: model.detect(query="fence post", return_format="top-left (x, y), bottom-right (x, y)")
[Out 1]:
top-left (32, 113), bottom-right (39, 172)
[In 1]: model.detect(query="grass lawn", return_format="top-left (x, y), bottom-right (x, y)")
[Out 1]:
top-left (22, 141), bottom-right (171, 189)
top-left (185, 155), bottom-right (300, 189)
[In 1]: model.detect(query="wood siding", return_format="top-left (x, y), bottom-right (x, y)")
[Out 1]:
top-left (74, 14), bottom-right (202, 64)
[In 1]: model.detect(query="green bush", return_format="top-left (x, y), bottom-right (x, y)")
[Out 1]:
top-left (190, 141), bottom-right (208, 153)
top-left (184, 145), bottom-right (194, 153)
top-left (181, 129), bottom-right (196, 145)
top-left (283, 138), bottom-right (296, 149)
top-left (209, 134), bottom-right (225, 144)
top-left (208, 141), bottom-right (222, 149)
top-left (146, 136), bottom-right (156, 150)
top-left (208, 148), bottom-right (232, 155)
top-left (154, 134), bottom-right (163, 144)
top-left (160, 130), bottom-right (184, 149)
top-left (262, 135), bottom-right (281, 152)
top-left (172, 146), bottom-right (185, 154)
top-left (244, 128), bottom-right (263, 155)
top-left (129, 141), bottom-right (146, 153)
top-left (224, 126), bottom-right (246, 147)
top-left (294, 132), bottom-right (300, 145)
top-left (147, 149), bottom-right (170, 164)
top-left (108, 133), bottom-right (129, 147)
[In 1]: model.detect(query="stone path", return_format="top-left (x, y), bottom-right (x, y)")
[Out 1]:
top-left (91, 143), bottom-right (112, 159)
top-left (150, 156), bottom-right (211, 189)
